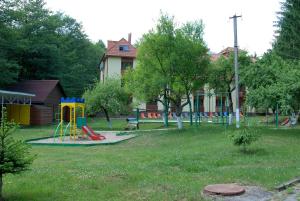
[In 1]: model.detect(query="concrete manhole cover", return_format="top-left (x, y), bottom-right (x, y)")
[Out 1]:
top-left (204, 183), bottom-right (246, 196)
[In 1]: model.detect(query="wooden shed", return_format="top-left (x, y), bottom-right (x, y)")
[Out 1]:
top-left (7, 80), bottom-right (66, 125)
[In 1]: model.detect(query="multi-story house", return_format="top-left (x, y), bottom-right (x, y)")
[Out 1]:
top-left (99, 34), bottom-right (158, 111)
top-left (100, 35), bottom-right (244, 114)
top-left (100, 33), bottom-right (136, 82)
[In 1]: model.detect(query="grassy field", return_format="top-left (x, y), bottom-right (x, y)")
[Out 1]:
top-left (5, 118), bottom-right (300, 201)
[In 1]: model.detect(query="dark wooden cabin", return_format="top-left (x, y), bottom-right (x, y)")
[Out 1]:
top-left (7, 80), bottom-right (66, 125)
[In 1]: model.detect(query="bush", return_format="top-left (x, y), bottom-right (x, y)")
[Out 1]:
top-left (230, 127), bottom-right (260, 151)
top-left (0, 107), bottom-right (34, 200)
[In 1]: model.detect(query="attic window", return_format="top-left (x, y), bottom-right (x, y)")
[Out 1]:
top-left (119, 45), bottom-right (129, 52)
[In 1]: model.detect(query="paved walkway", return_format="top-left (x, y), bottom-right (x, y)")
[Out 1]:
top-left (272, 183), bottom-right (300, 201)
top-left (204, 184), bottom-right (300, 201)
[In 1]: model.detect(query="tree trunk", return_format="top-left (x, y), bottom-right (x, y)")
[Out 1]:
top-left (174, 100), bottom-right (183, 129)
top-left (177, 115), bottom-right (183, 129)
top-left (163, 90), bottom-right (169, 127)
top-left (102, 107), bottom-right (112, 129)
top-left (228, 88), bottom-right (234, 113)
top-left (187, 94), bottom-right (193, 126)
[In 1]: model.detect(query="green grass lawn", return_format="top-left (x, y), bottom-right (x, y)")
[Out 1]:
top-left (5, 119), bottom-right (300, 201)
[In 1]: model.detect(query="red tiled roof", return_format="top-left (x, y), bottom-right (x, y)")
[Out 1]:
top-left (105, 38), bottom-right (136, 58)
top-left (107, 40), bottom-right (117, 50)
top-left (210, 47), bottom-right (256, 62)
top-left (219, 47), bottom-right (234, 56)
top-left (6, 80), bottom-right (65, 103)
top-left (210, 53), bottom-right (220, 61)
top-left (210, 47), bottom-right (234, 61)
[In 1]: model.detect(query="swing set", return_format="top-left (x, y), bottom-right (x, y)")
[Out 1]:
top-left (128, 91), bottom-right (232, 128)
top-left (193, 91), bottom-right (231, 125)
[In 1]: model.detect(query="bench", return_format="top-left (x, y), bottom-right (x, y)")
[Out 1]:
top-left (125, 118), bottom-right (139, 130)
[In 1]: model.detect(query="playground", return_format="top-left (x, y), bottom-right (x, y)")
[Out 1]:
top-left (26, 97), bottom-right (137, 146)
top-left (27, 131), bottom-right (136, 146)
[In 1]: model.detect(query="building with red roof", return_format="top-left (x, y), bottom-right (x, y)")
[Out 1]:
top-left (100, 33), bottom-right (137, 81)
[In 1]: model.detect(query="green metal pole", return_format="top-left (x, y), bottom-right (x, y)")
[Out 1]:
top-left (196, 94), bottom-right (200, 126)
top-left (194, 96), bottom-right (197, 125)
top-left (226, 94), bottom-right (229, 127)
top-left (209, 93), bottom-right (211, 118)
top-left (189, 97), bottom-right (193, 126)
top-left (136, 108), bottom-right (139, 123)
top-left (164, 93), bottom-right (169, 128)
top-left (221, 94), bottom-right (223, 124)
top-left (276, 103), bottom-right (279, 128)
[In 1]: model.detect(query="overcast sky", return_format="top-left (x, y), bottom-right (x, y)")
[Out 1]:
top-left (45, 0), bottom-right (282, 56)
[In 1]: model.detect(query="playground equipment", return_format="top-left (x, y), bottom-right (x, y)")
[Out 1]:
top-left (281, 113), bottom-right (299, 127)
top-left (82, 126), bottom-right (105, 140)
top-left (193, 91), bottom-right (230, 125)
top-left (136, 109), bottom-right (191, 124)
top-left (127, 91), bottom-right (233, 127)
top-left (53, 97), bottom-right (105, 141)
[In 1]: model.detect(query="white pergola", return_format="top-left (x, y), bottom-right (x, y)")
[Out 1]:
top-left (0, 90), bottom-right (35, 106)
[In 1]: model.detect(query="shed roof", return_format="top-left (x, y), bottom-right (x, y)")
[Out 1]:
top-left (0, 90), bottom-right (35, 97)
top-left (5, 80), bottom-right (65, 103)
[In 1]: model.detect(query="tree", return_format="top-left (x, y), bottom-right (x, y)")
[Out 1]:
top-left (242, 52), bottom-right (300, 114)
top-left (0, 0), bottom-right (105, 96)
top-left (0, 0), bottom-right (21, 87)
top-left (0, 107), bottom-right (34, 200)
top-left (125, 14), bottom-right (209, 129)
top-left (0, 58), bottom-right (20, 87)
top-left (169, 22), bottom-right (210, 126)
top-left (208, 51), bottom-right (252, 113)
top-left (273, 0), bottom-right (300, 60)
top-left (82, 78), bottom-right (130, 128)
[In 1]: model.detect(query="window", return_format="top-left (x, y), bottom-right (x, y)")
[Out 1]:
top-left (121, 58), bottom-right (133, 74)
top-left (119, 45), bottom-right (129, 51)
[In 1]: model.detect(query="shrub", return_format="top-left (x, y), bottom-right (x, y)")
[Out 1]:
top-left (0, 107), bottom-right (34, 200)
top-left (230, 127), bottom-right (260, 152)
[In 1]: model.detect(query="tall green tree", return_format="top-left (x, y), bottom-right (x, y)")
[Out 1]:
top-left (125, 14), bottom-right (209, 129)
top-left (0, 0), bottom-right (105, 96)
top-left (0, 0), bottom-right (21, 87)
top-left (242, 52), bottom-right (300, 113)
top-left (208, 51), bottom-right (252, 113)
top-left (0, 108), bottom-right (34, 200)
top-left (273, 0), bottom-right (300, 60)
top-left (170, 22), bottom-right (209, 126)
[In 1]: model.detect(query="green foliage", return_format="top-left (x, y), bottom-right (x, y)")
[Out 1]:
top-left (124, 14), bottom-right (209, 128)
top-left (0, 107), bottom-right (34, 199)
top-left (83, 78), bottom-right (130, 117)
top-left (0, 0), bottom-right (105, 96)
top-left (0, 108), bottom-right (33, 174)
top-left (0, 58), bottom-right (20, 87)
top-left (242, 52), bottom-right (300, 113)
top-left (273, 0), bottom-right (300, 60)
top-left (230, 127), bottom-right (260, 151)
top-left (208, 51), bottom-right (252, 112)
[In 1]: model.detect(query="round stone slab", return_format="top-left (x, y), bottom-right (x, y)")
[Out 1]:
top-left (204, 184), bottom-right (245, 196)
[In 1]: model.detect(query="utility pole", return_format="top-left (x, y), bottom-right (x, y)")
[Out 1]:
top-left (230, 14), bottom-right (242, 128)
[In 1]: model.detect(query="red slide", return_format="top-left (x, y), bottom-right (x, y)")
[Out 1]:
top-left (82, 126), bottom-right (106, 141)
top-left (281, 118), bottom-right (289, 126)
